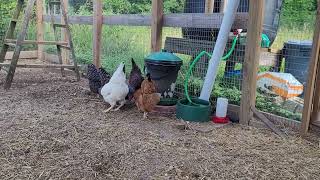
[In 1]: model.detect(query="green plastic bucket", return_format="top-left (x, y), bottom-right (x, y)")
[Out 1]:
top-left (176, 98), bottom-right (211, 122)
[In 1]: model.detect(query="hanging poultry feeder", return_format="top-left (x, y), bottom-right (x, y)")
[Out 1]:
top-left (144, 51), bottom-right (183, 94)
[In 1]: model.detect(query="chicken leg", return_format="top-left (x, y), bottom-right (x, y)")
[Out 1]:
top-left (104, 103), bottom-right (116, 113)
top-left (113, 100), bottom-right (126, 111)
top-left (143, 112), bottom-right (148, 119)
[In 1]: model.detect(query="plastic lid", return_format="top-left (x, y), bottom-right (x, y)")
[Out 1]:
top-left (145, 51), bottom-right (182, 64)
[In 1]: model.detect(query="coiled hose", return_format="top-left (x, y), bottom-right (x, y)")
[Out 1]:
top-left (185, 36), bottom-right (238, 105)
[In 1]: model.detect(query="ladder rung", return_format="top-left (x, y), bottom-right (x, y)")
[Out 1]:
top-left (11, 19), bottom-right (20, 23)
top-left (5, 43), bottom-right (16, 47)
top-left (53, 23), bottom-right (67, 28)
top-left (49, 1), bottom-right (61, 5)
top-left (57, 44), bottom-right (71, 50)
top-left (1, 67), bottom-right (9, 73)
top-left (5, 39), bottom-right (68, 46)
top-left (0, 63), bottom-right (80, 69)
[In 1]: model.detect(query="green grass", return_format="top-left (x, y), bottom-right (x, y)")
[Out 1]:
top-left (272, 26), bottom-right (314, 49)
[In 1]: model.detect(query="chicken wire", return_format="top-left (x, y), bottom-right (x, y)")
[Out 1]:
top-left (163, 0), bottom-right (317, 122)
top-left (255, 2), bottom-right (316, 121)
top-left (39, 0), bottom-right (317, 122)
top-left (163, 0), bottom-right (247, 109)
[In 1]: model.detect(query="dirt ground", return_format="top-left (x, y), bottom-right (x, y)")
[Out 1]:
top-left (0, 68), bottom-right (320, 180)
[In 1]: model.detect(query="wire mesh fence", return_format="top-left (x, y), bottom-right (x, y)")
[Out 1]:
top-left (0, 0), bottom-right (317, 122)
top-left (255, 1), bottom-right (316, 121)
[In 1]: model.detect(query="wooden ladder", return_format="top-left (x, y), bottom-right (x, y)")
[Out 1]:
top-left (0, 0), bottom-right (80, 90)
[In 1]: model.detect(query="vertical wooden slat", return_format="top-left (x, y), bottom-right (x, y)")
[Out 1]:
top-left (59, 0), bottom-right (80, 81)
top-left (49, 0), bottom-right (65, 76)
top-left (312, 76), bottom-right (320, 121)
top-left (311, 49), bottom-right (320, 125)
top-left (61, 0), bottom-right (69, 64)
top-left (93, 0), bottom-right (103, 68)
top-left (205, 0), bottom-right (214, 14)
top-left (36, 0), bottom-right (44, 61)
top-left (301, 3), bottom-right (320, 135)
top-left (239, 0), bottom-right (265, 125)
top-left (151, 0), bottom-right (164, 52)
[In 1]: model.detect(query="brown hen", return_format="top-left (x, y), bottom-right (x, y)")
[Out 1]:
top-left (133, 73), bottom-right (161, 119)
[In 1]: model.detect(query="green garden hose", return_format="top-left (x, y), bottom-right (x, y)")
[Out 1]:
top-left (184, 36), bottom-right (238, 105)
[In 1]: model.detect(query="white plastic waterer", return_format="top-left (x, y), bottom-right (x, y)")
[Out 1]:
top-left (213, 98), bottom-right (229, 124)
top-left (216, 98), bottom-right (228, 118)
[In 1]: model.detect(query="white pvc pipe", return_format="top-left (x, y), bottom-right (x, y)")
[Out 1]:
top-left (199, 0), bottom-right (241, 101)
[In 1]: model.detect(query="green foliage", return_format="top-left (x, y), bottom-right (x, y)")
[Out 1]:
top-left (0, 1), bottom-right (16, 46)
top-left (68, 0), bottom-right (184, 14)
top-left (281, 0), bottom-right (317, 27)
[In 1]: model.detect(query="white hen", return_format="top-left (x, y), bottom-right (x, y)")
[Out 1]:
top-left (100, 62), bottom-right (129, 112)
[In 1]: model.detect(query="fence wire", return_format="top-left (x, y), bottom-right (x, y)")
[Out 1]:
top-left (0, 0), bottom-right (317, 122)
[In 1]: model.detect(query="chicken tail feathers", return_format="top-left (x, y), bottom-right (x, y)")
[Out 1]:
top-left (131, 58), bottom-right (141, 72)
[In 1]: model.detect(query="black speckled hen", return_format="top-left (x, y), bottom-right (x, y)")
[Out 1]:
top-left (99, 67), bottom-right (111, 86)
top-left (87, 64), bottom-right (101, 94)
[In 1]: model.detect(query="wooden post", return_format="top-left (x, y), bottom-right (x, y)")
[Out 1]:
top-left (61, 0), bottom-right (69, 64)
top-left (93, 0), bottom-right (103, 67)
top-left (301, 3), bottom-right (320, 135)
top-left (311, 54), bottom-right (320, 125)
top-left (205, 0), bottom-right (214, 14)
top-left (239, 0), bottom-right (265, 125)
top-left (36, 0), bottom-right (44, 61)
top-left (151, 0), bottom-right (164, 52)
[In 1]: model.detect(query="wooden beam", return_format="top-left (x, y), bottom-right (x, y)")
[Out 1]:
top-left (5, 51), bottom-right (38, 60)
top-left (311, 48), bottom-right (320, 124)
top-left (205, 0), bottom-right (214, 14)
top-left (240, 0), bottom-right (265, 125)
top-left (301, 3), bottom-right (320, 135)
top-left (5, 39), bottom-right (68, 45)
top-left (43, 13), bottom-right (249, 29)
top-left (228, 104), bottom-right (301, 131)
top-left (36, 0), bottom-right (44, 61)
top-left (164, 13), bottom-right (248, 29)
top-left (252, 107), bottom-right (285, 137)
top-left (61, 0), bottom-right (70, 65)
top-left (0, 63), bottom-right (80, 69)
top-left (151, 0), bottom-right (164, 52)
top-left (93, 0), bottom-right (103, 67)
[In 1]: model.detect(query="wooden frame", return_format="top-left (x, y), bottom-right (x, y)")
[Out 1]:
top-left (93, 0), bottom-right (103, 67)
top-left (205, 0), bottom-right (214, 14)
top-left (240, 0), bottom-right (265, 125)
top-left (151, 0), bottom-right (163, 52)
top-left (36, 0), bottom-right (44, 61)
top-left (301, 2), bottom-right (320, 135)
top-left (43, 13), bottom-right (249, 29)
top-left (311, 70), bottom-right (320, 126)
top-left (61, 0), bottom-right (69, 65)
top-left (5, 51), bottom-right (38, 60)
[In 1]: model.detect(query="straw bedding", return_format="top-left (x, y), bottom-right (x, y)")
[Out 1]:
top-left (0, 68), bottom-right (320, 179)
